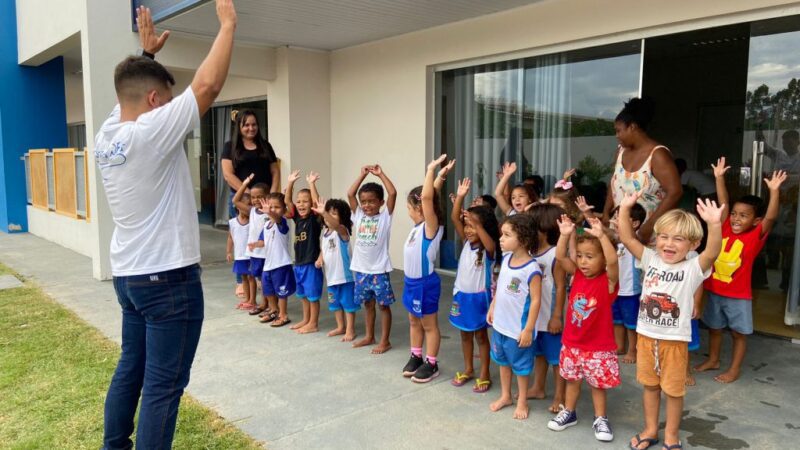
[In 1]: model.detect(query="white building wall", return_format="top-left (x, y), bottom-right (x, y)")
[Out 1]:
top-left (27, 206), bottom-right (92, 257)
top-left (15, 0), bottom-right (83, 66)
top-left (329, 0), bottom-right (800, 268)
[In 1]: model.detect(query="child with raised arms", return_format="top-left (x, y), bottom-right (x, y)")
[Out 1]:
top-left (525, 203), bottom-right (568, 414)
top-left (285, 170), bottom-right (324, 333)
top-left (487, 214), bottom-right (542, 420)
top-left (400, 155), bottom-right (452, 382)
top-left (618, 194), bottom-right (723, 450)
top-left (449, 177), bottom-right (499, 393)
top-left (232, 175), bottom-right (271, 316)
top-left (347, 164), bottom-right (398, 354)
top-left (255, 193), bottom-right (296, 327)
top-left (547, 215), bottom-right (619, 442)
top-left (495, 162), bottom-right (537, 216)
top-left (313, 197), bottom-right (359, 341)
top-left (227, 194), bottom-right (253, 310)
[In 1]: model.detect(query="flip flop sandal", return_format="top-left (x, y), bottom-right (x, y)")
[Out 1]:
top-left (450, 372), bottom-right (473, 387)
top-left (248, 307), bottom-right (265, 316)
top-left (629, 434), bottom-right (660, 450)
top-left (661, 444), bottom-right (682, 450)
top-left (472, 379), bottom-right (492, 393)
top-left (259, 308), bottom-right (277, 318)
top-left (259, 312), bottom-right (277, 323)
top-left (271, 317), bottom-right (291, 328)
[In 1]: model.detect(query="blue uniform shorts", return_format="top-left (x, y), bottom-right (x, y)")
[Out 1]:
top-left (449, 290), bottom-right (490, 331)
top-left (294, 263), bottom-right (323, 301)
top-left (262, 264), bottom-right (296, 298)
top-left (328, 282), bottom-right (360, 313)
top-left (688, 319), bottom-right (701, 352)
top-left (248, 257), bottom-right (265, 277)
top-left (402, 273), bottom-right (441, 317)
top-left (702, 292), bottom-right (753, 335)
top-left (232, 259), bottom-right (250, 276)
top-left (354, 271), bottom-right (395, 306)
top-left (533, 331), bottom-right (562, 366)
top-left (612, 293), bottom-right (640, 330)
top-left (491, 330), bottom-right (536, 376)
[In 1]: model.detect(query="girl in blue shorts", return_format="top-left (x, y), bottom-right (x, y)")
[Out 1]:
top-left (448, 177), bottom-right (499, 393)
top-left (400, 155), bottom-right (451, 383)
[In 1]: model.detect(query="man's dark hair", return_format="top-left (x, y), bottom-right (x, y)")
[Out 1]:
top-left (358, 182), bottom-right (384, 201)
top-left (735, 195), bottom-right (766, 217)
top-left (114, 56), bottom-right (175, 102)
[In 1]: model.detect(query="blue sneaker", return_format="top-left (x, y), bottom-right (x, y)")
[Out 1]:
top-left (592, 415), bottom-right (613, 441)
top-left (547, 408), bottom-right (577, 431)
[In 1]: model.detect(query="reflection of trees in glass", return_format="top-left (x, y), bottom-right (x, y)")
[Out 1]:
top-left (576, 155), bottom-right (614, 185)
top-left (745, 78), bottom-right (800, 130)
top-left (475, 96), bottom-right (615, 138)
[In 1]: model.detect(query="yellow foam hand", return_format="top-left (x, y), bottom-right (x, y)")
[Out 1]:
top-left (712, 237), bottom-right (743, 283)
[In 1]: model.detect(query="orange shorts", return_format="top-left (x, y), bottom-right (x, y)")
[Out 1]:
top-left (636, 334), bottom-right (688, 397)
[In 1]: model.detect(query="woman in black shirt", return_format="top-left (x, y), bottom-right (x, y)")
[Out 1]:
top-left (221, 109), bottom-right (279, 218)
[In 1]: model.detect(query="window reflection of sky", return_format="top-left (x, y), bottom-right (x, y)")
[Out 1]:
top-left (473, 54), bottom-right (640, 121)
top-left (747, 30), bottom-right (800, 92)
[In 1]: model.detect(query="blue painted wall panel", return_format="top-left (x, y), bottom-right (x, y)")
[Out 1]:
top-left (0, 0), bottom-right (68, 232)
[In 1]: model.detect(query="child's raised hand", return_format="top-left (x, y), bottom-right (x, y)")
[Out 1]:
top-left (311, 197), bottom-right (326, 215)
top-left (438, 158), bottom-right (456, 179)
top-left (456, 177), bottom-right (471, 197)
top-left (557, 214), bottom-right (575, 236)
top-left (583, 217), bottom-right (605, 238)
top-left (288, 169), bottom-right (301, 183)
top-left (563, 168), bottom-right (576, 180)
top-left (242, 173), bottom-right (255, 186)
top-left (369, 164), bottom-right (384, 176)
top-left (696, 198), bottom-right (725, 225)
top-left (620, 191), bottom-right (641, 209)
top-left (427, 154), bottom-right (448, 172)
top-left (575, 195), bottom-right (594, 214)
top-left (361, 165), bottom-right (372, 176)
top-left (306, 171), bottom-right (320, 184)
top-left (711, 157), bottom-right (730, 178)
top-left (501, 161), bottom-right (517, 178)
top-left (765, 170), bottom-right (787, 191)
top-left (258, 197), bottom-right (269, 213)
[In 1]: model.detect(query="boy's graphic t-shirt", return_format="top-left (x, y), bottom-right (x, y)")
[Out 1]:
top-left (638, 247), bottom-right (710, 342)
top-left (350, 207), bottom-right (393, 274)
top-left (492, 254), bottom-right (542, 340)
top-left (291, 211), bottom-right (323, 266)
top-left (562, 270), bottom-right (618, 351)
top-left (704, 217), bottom-right (767, 300)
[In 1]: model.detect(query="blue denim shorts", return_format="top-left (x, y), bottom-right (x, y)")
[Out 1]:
top-left (702, 292), bottom-right (753, 335)
top-left (491, 330), bottom-right (536, 376)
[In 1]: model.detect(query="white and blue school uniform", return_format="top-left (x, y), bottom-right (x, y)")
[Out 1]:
top-left (321, 229), bottom-right (359, 313)
top-left (402, 222), bottom-right (444, 317)
top-left (229, 217), bottom-right (251, 276)
top-left (532, 246), bottom-right (562, 366)
top-left (246, 207), bottom-right (269, 276)
top-left (613, 243), bottom-right (642, 330)
top-left (490, 254), bottom-right (542, 376)
top-left (449, 243), bottom-right (493, 332)
top-left (259, 217), bottom-right (296, 298)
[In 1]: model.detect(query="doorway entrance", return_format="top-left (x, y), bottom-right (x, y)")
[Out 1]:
top-left (198, 99), bottom-right (267, 227)
top-left (642, 16), bottom-right (800, 338)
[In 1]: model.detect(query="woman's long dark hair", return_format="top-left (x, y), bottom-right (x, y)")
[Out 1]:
top-left (230, 109), bottom-right (272, 167)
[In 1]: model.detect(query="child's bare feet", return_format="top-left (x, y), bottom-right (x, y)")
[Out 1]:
top-left (685, 372), bottom-right (696, 386)
top-left (371, 341), bottom-right (392, 354)
top-left (525, 387), bottom-right (545, 400)
top-left (714, 368), bottom-right (740, 383)
top-left (341, 332), bottom-right (357, 342)
top-left (513, 402), bottom-right (529, 420)
top-left (352, 336), bottom-right (375, 348)
top-left (693, 359), bottom-right (720, 372)
top-left (298, 324), bottom-right (319, 334)
top-left (290, 320), bottom-right (308, 331)
top-left (327, 327), bottom-right (345, 337)
top-left (489, 396), bottom-right (513, 412)
top-left (621, 351), bottom-right (637, 364)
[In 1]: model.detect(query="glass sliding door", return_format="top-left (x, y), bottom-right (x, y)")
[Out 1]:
top-left (436, 41), bottom-right (641, 268)
top-left (742, 16), bottom-right (800, 335)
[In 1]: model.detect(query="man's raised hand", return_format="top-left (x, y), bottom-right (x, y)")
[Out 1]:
top-left (136, 6), bottom-right (170, 55)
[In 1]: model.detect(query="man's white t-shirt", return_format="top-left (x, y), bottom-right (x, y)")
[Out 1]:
top-left (637, 247), bottom-right (710, 342)
top-left (94, 87), bottom-right (201, 276)
top-left (350, 207), bottom-right (393, 274)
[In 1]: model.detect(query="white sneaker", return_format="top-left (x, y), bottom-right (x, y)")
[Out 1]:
top-left (592, 416), bottom-right (614, 442)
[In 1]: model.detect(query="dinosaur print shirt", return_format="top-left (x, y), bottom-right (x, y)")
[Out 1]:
top-left (638, 247), bottom-right (711, 342)
top-left (562, 270), bottom-right (618, 352)
top-left (703, 218), bottom-right (767, 300)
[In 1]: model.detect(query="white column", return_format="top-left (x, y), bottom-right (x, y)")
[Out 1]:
top-left (81, 0), bottom-right (138, 280)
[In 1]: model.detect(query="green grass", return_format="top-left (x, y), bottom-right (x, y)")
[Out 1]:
top-left (0, 264), bottom-right (263, 450)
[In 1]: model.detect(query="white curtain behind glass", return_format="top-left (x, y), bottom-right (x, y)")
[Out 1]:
top-left (214, 106), bottom-right (233, 226)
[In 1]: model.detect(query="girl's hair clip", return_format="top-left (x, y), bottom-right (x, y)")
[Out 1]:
top-left (413, 193), bottom-right (421, 201)
top-left (555, 179), bottom-right (573, 190)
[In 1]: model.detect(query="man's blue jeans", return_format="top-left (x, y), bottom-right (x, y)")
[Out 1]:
top-left (103, 264), bottom-right (204, 450)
